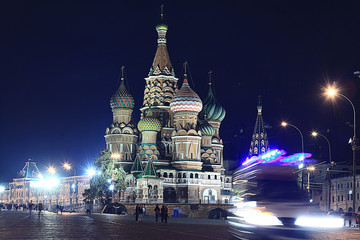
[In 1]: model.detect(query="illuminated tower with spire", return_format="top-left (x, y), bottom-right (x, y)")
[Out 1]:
top-left (170, 63), bottom-right (203, 170)
top-left (249, 96), bottom-right (269, 156)
top-left (200, 72), bottom-right (226, 173)
top-left (105, 66), bottom-right (138, 167)
top-left (107, 7), bottom-right (232, 204)
top-left (141, 5), bottom-right (178, 160)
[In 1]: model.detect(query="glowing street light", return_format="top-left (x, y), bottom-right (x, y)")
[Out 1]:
top-left (281, 121), bottom-right (305, 190)
top-left (63, 163), bottom-right (71, 171)
top-left (325, 85), bottom-right (358, 216)
top-left (48, 166), bottom-right (56, 174)
top-left (312, 131), bottom-right (332, 211)
top-left (281, 122), bottom-right (304, 153)
top-left (0, 186), bottom-right (5, 193)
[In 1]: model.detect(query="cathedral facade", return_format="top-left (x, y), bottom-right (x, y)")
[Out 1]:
top-left (105, 12), bottom-right (232, 204)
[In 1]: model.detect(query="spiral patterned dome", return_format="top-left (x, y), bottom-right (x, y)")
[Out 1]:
top-left (110, 81), bottom-right (135, 109)
top-left (170, 77), bottom-right (203, 113)
top-left (138, 117), bottom-right (162, 132)
top-left (201, 83), bottom-right (226, 122)
top-left (198, 120), bottom-right (215, 136)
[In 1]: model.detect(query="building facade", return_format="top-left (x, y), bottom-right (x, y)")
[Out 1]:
top-left (107, 11), bottom-right (232, 204)
top-left (0, 159), bottom-right (90, 210)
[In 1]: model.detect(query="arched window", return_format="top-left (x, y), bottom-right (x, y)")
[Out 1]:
top-left (163, 172), bottom-right (168, 178)
top-left (208, 175), bottom-right (211, 179)
top-left (214, 175), bottom-right (217, 180)
top-left (178, 173), bottom-right (181, 178)
top-left (183, 173), bottom-right (186, 178)
top-left (195, 173), bottom-right (199, 178)
top-left (190, 173), bottom-right (193, 178)
top-left (169, 173), bottom-right (173, 178)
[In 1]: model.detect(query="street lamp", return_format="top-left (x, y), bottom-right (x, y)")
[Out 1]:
top-left (312, 131), bottom-right (333, 211)
top-left (325, 86), bottom-right (358, 216)
top-left (306, 165), bottom-right (316, 200)
top-left (63, 162), bottom-right (77, 207)
top-left (281, 122), bottom-right (304, 153)
top-left (48, 166), bottom-right (56, 175)
top-left (282, 121), bottom-right (305, 190)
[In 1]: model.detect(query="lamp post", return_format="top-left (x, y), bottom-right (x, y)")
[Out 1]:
top-left (312, 131), bottom-right (332, 211)
top-left (63, 163), bottom-right (77, 208)
top-left (306, 165), bottom-right (315, 197)
top-left (281, 122), bottom-right (305, 190)
top-left (326, 87), bottom-right (358, 216)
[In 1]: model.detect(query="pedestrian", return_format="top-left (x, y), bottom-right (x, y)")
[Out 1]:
top-left (161, 205), bottom-right (168, 223)
top-left (142, 205), bottom-right (146, 217)
top-left (138, 205), bottom-right (143, 222)
top-left (38, 202), bottom-right (43, 217)
top-left (154, 204), bottom-right (160, 222)
top-left (56, 204), bottom-right (59, 215)
top-left (28, 201), bottom-right (33, 216)
top-left (135, 204), bottom-right (140, 222)
top-left (86, 202), bottom-right (91, 215)
top-left (60, 205), bottom-right (64, 215)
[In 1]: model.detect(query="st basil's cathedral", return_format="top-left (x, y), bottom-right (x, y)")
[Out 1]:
top-left (104, 9), bottom-right (232, 204)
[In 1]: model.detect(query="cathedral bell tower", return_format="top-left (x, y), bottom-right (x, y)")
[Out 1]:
top-left (105, 66), bottom-right (138, 166)
top-left (170, 64), bottom-right (203, 170)
top-left (141, 6), bottom-right (178, 158)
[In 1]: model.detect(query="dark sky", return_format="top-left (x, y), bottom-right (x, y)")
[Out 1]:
top-left (1, 0), bottom-right (360, 182)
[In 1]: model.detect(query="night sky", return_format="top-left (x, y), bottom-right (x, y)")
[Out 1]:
top-left (1, 0), bottom-right (360, 182)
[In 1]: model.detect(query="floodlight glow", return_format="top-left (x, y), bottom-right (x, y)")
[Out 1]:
top-left (111, 153), bottom-right (121, 159)
top-left (109, 184), bottom-right (114, 191)
top-left (63, 163), bottom-right (71, 170)
top-left (295, 216), bottom-right (344, 228)
top-left (281, 122), bottom-right (287, 127)
top-left (0, 186), bottom-right (5, 193)
top-left (107, 179), bottom-right (112, 183)
top-left (327, 88), bottom-right (337, 96)
top-left (311, 131), bottom-right (318, 137)
top-left (87, 168), bottom-right (100, 178)
top-left (298, 163), bottom-right (304, 169)
top-left (43, 177), bottom-right (60, 189)
top-left (48, 166), bottom-right (56, 174)
top-left (71, 183), bottom-right (76, 189)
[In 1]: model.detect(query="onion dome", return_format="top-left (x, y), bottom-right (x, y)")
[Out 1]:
top-left (170, 76), bottom-right (203, 113)
top-left (110, 67), bottom-right (135, 109)
top-left (201, 79), bottom-right (226, 122)
top-left (197, 120), bottom-right (215, 136)
top-left (138, 110), bottom-right (162, 132)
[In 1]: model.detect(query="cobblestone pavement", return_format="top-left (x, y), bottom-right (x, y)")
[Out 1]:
top-left (0, 211), bottom-right (229, 239)
top-left (1, 211), bottom-right (360, 239)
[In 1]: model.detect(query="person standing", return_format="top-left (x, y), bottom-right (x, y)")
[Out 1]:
top-left (135, 204), bottom-right (140, 222)
top-left (161, 205), bottom-right (168, 223)
top-left (28, 201), bottom-right (33, 216)
top-left (154, 205), bottom-right (160, 222)
top-left (38, 202), bottom-right (43, 217)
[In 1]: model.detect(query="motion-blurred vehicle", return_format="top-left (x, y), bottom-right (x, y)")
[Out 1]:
top-left (228, 164), bottom-right (344, 239)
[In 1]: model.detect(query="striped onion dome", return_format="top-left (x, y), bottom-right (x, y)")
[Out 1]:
top-left (110, 80), bottom-right (135, 109)
top-left (170, 77), bottom-right (202, 113)
top-left (201, 83), bottom-right (226, 122)
top-left (138, 117), bottom-right (162, 132)
top-left (197, 120), bottom-right (215, 136)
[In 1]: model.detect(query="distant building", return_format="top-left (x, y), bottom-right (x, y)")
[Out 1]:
top-left (105, 10), bottom-right (232, 204)
top-left (0, 159), bottom-right (89, 210)
top-left (315, 163), bottom-right (360, 213)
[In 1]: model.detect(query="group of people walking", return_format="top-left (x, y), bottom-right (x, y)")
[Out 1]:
top-left (135, 204), bottom-right (168, 223)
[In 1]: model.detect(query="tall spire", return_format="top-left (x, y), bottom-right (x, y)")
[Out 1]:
top-left (142, 159), bottom-right (157, 177)
top-left (149, 5), bottom-right (174, 76)
top-left (249, 95), bottom-right (269, 156)
top-left (131, 154), bottom-right (143, 173)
